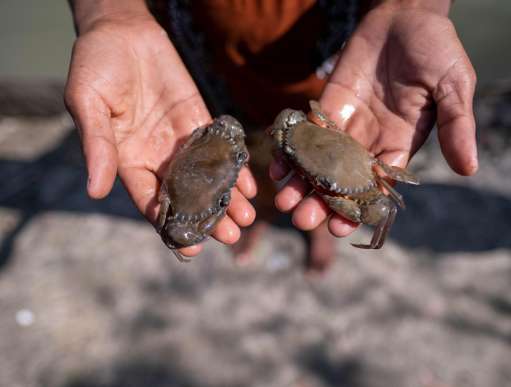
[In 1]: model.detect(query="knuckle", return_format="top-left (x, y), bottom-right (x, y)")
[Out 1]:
top-left (466, 64), bottom-right (477, 86)
top-left (443, 18), bottom-right (456, 33)
top-left (457, 63), bottom-right (477, 97)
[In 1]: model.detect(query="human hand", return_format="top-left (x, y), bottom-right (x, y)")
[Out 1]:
top-left (65, 4), bottom-right (256, 258)
top-left (271, 0), bottom-right (477, 237)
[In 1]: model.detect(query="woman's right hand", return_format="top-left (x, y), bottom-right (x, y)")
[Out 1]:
top-left (65, 2), bottom-right (256, 258)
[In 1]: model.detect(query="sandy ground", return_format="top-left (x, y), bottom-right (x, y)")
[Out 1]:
top-left (0, 83), bottom-right (510, 387)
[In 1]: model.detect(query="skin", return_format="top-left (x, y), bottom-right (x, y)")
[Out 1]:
top-left (271, 0), bottom-right (478, 238)
top-left (66, 0), bottom-right (256, 258)
top-left (66, 0), bottom-right (477, 253)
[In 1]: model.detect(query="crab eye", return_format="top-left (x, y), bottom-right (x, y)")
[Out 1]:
top-left (285, 111), bottom-right (306, 128)
top-left (235, 151), bottom-right (248, 165)
top-left (219, 192), bottom-right (231, 207)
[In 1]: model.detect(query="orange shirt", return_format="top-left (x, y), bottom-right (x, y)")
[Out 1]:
top-left (189, 0), bottom-right (328, 124)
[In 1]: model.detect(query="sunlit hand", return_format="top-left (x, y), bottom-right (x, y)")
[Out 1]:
top-left (271, 2), bottom-right (477, 238)
top-left (65, 14), bottom-right (256, 257)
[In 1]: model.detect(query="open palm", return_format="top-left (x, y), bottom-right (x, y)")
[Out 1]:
top-left (65, 17), bottom-right (256, 257)
top-left (272, 7), bottom-right (477, 237)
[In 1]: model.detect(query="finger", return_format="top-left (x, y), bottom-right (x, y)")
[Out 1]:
top-left (434, 62), bottom-right (478, 176)
top-left (269, 157), bottom-right (290, 181)
top-left (236, 167), bottom-right (257, 199)
top-left (328, 215), bottom-right (358, 237)
top-left (118, 166), bottom-right (160, 223)
top-left (211, 215), bottom-right (241, 245)
top-left (291, 195), bottom-right (329, 231)
top-left (178, 244), bottom-right (203, 257)
top-left (65, 88), bottom-right (118, 199)
top-left (274, 174), bottom-right (309, 212)
top-left (227, 187), bottom-right (256, 227)
top-left (376, 150), bottom-right (410, 169)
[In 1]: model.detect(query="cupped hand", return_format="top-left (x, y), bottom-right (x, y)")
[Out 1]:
top-left (271, 4), bottom-right (477, 238)
top-left (65, 16), bottom-right (256, 257)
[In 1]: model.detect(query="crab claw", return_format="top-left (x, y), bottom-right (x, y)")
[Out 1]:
top-left (376, 159), bottom-right (420, 185)
top-left (351, 202), bottom-right (397, 249)
top-left (308, 100), bottom-right (337, 129)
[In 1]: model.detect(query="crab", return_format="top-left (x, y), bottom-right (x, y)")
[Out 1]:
top-left (157, 115), bottom-right (248, 262)
top-left (269, 101), bottom-right (419, 249)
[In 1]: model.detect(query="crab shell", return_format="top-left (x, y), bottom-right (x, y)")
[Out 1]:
top-left (273, 109), bottom-right (378, 195)
top-left (158, 115), bottom-right (248, 250)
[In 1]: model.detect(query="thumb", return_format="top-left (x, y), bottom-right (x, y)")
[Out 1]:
top-left (65, 85), bottom-right (118, 199)
top-left (434, 60), bottom-right (478, 176)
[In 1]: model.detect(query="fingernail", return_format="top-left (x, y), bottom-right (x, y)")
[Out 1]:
top-left (468, 157), bottom-right (479, 175)
top-left (390, 152), bottom-right (408, 167)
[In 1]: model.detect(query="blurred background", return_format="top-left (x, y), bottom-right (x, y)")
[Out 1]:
top-left (0, 1), bottom-right (510, 387)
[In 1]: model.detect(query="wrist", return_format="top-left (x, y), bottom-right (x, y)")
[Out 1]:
top-left (368, 0), bottom-right (452, 16)
top-left (69, 0), bottom-right (153, 35)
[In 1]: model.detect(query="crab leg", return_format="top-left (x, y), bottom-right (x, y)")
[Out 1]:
top-left (375, 159), bottom-right (420, 185)
top-left (157, 188), bottom-right (191, 263)
top-left (320, 194), bottom-right (362, 223)
top-left (308, 100), bottom-right (337, 129)
top-left (157, 185), bottom-right (171, 234)
top-left (377, 177), bottom-right (406, 209)
top-left (351, 202), bottom-right (397, 249)
top-left (172, 249), bottom-right (191, 263)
